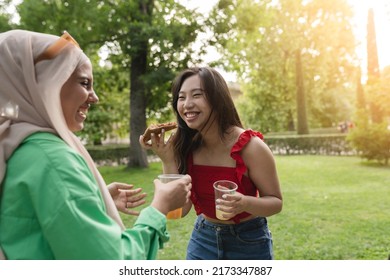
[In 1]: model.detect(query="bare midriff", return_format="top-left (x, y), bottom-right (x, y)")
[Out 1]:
top-left (202, 213), bottom-right (257, 224)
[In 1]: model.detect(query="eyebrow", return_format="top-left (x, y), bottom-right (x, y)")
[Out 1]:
top-left (179, 88), bottom-right (204, 94)
top-left (77, 74), bottom-right (92, 80)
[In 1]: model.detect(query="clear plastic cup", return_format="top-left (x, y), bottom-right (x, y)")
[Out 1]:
top-left (157, 174), bottom-right (186, 219)
top-left (213, 180), bottom-right (238, 220)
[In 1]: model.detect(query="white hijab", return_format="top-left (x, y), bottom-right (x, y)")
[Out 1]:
top-left (0, 30), bottom-right (125, 243)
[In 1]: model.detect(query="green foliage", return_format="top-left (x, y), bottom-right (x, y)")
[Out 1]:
top-left (85, 133), bottom-right (354, 165)
top-left (13, 0), bottom-right (132, 144)
top-left (0, 0), bottom-right (16, 31)
top-left (348, 65), bottom-right (390, 166)
top-left (90, 64), bottom-right (130, 141)
top-left (369, 66), bottom-right (390, 119)
top-left (77, 108), bottom-right (112, 145)
top-left (0, 13), bottom-right (10, 31)
top-left (265, 134), bottom-right (354, 155)
top-left (11, 0), bottom-right (206, 150)
top-left (0, 15), bottom-right (10, 31)
top-left (347, 111), bottom-right (390, 165)
top-left (16, 0), bottom-right (104, 46)
top-left (211, 0), bottom-right (357, 132)
top-left (236, 87), bottom-right (287, 133)
top-left (87, 144), bottom-right (129, 164)
top-left (95, 0), bottom-right (205, 118)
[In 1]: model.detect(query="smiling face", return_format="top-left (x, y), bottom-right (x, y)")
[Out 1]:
top-left (60, 60), bottom-right (98, 132)
top-left (177, 74), bottom-right (214, 132)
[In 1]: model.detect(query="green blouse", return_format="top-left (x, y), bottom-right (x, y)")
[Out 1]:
top-left (0, 132), bottom-right (169, 259)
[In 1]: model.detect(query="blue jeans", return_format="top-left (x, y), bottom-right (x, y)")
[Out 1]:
top-left (186, 215), bottom-right (273, 260)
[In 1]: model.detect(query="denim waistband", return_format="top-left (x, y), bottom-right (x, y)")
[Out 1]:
top-left (196, 215), bottom-right (267, 233)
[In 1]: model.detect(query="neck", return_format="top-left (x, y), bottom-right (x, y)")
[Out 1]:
top-left (201, 125), bottom-right (238, 149)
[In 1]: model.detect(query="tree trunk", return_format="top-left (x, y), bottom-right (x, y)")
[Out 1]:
top-left (127, 0), bottom-right (154, 168)
top-left (366, 8), bottom-right (382, 123)
top-left (287, 109), bottom-right (295, 131)
top-left (128, 53), bottom-right (148, 167)
top-left (295, 49), bottom-right (309, 134)
top-left (356, 68), bottom-right (366, 111)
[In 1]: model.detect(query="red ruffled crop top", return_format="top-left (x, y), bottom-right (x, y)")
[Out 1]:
top-left (188, 129), bottom-right (263, 224)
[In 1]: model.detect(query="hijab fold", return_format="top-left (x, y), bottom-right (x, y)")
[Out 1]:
top-left (0, 30), bottom-right (125, 259)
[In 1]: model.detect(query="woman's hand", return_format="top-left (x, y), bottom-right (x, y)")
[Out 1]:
top-left (215, 192), bottom-right (247, 220)
top-left (108, 182), bottom-right (147, 216)
top-left (151, 175), bottom-right (192, 215)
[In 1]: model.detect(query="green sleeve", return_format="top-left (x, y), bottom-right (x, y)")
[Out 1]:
top-left (126, 206), bottom-right (170, 260)
top-left (43, 147), bottom-right (169, 259)
top-left (6, 133), bottom-right (170, 259)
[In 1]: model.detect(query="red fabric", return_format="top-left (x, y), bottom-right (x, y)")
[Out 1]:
top-left (188, 130), bottom-right (263, 223)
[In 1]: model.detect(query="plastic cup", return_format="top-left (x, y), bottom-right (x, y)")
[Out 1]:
top-left (213, 180), bottom-right (238, 220)
top-left (157, 174), bottom-right (186, 219)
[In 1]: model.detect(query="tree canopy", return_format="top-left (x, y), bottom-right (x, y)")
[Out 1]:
top-left (10, 0), bottom-right (207, 166)
top-left (209, 0), bottom-right (357, 133)
top-left (1, 0), bottom-right (389, 164)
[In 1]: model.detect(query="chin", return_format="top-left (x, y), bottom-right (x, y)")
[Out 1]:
top-left (69, 123), bottom-right (84, 133)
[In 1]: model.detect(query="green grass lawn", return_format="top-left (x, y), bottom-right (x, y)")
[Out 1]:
top-left (98, 155), bottom-right (390, 260)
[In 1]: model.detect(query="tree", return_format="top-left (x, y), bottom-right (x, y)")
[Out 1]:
top-left (356, 68), bottom-right (366, 111)
top-left (14, 0), bottom-right (206, 167)
top-left (379, 66), bottom-right (390, 117)
top-left (78, 62), bottom-right (130, 145)
top-left (366, 8), bottom-right (383, 123)
top-left (295, 49), bottom-right (309, 134)
top-left (0, 0), bottom-right (14, 31)
top-left (209, 0), bottom-right (356, 133)
top-left (347, 10), bottom-right (390, 165)
top-left (109, 0), bottom-right (205, 167)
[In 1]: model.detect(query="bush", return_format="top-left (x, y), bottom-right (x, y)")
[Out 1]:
top-left (264, 134), bottom-right (355, 155)
top-left (86, 144), bottom-right (129, 165)
top-left (347, 122), bottom-right (390, 165)
top-left (86, 144), bottom-right (157, 166)
top-left (86, 134), bottom-right (358, 165)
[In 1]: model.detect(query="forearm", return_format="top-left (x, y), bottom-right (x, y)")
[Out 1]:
top-left (243, 195), bottom-right (282, 217)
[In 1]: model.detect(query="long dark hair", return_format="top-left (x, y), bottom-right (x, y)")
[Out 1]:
top-left (171, 67), bottom-right (243, 173)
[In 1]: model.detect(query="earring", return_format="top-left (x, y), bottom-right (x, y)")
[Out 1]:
top-left (0, 101), bottom-right (19, 120)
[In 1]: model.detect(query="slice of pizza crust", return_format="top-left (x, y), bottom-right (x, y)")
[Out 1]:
top-left (142, 122), bottom-right (177, 143)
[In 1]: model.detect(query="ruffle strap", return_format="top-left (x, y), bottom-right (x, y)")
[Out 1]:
top-left (230, 130), bottom-right (264, 184)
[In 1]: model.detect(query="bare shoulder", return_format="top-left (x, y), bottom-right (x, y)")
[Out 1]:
top-left (241, 134), bottom-right (275, 164)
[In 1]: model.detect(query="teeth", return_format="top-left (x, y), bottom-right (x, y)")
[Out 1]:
top-left (186, 112), bottom-right (197, 117)
top-left (77, 110), bottom-right (87, 118)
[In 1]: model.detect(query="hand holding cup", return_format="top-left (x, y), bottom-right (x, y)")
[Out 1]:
top-left (151, 174), bottom-right (192, 219)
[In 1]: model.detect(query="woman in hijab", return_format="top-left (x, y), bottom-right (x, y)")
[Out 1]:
top-left (0, 29), bottom-right (191, 260)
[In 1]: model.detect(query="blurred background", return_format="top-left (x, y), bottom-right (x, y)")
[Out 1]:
top-left (1, 0), bottom-right (389, 167)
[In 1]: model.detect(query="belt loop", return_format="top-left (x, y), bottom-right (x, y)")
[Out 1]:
top-left (200, 215), bottom-right (206, 228)
top-left (229, 224), bottom-right (237, 236)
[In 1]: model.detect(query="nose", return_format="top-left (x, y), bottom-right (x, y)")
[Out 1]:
top-left (183, 97), bottom-right (194, 109)
top-left (88, 90), bottom-right (99, 104)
